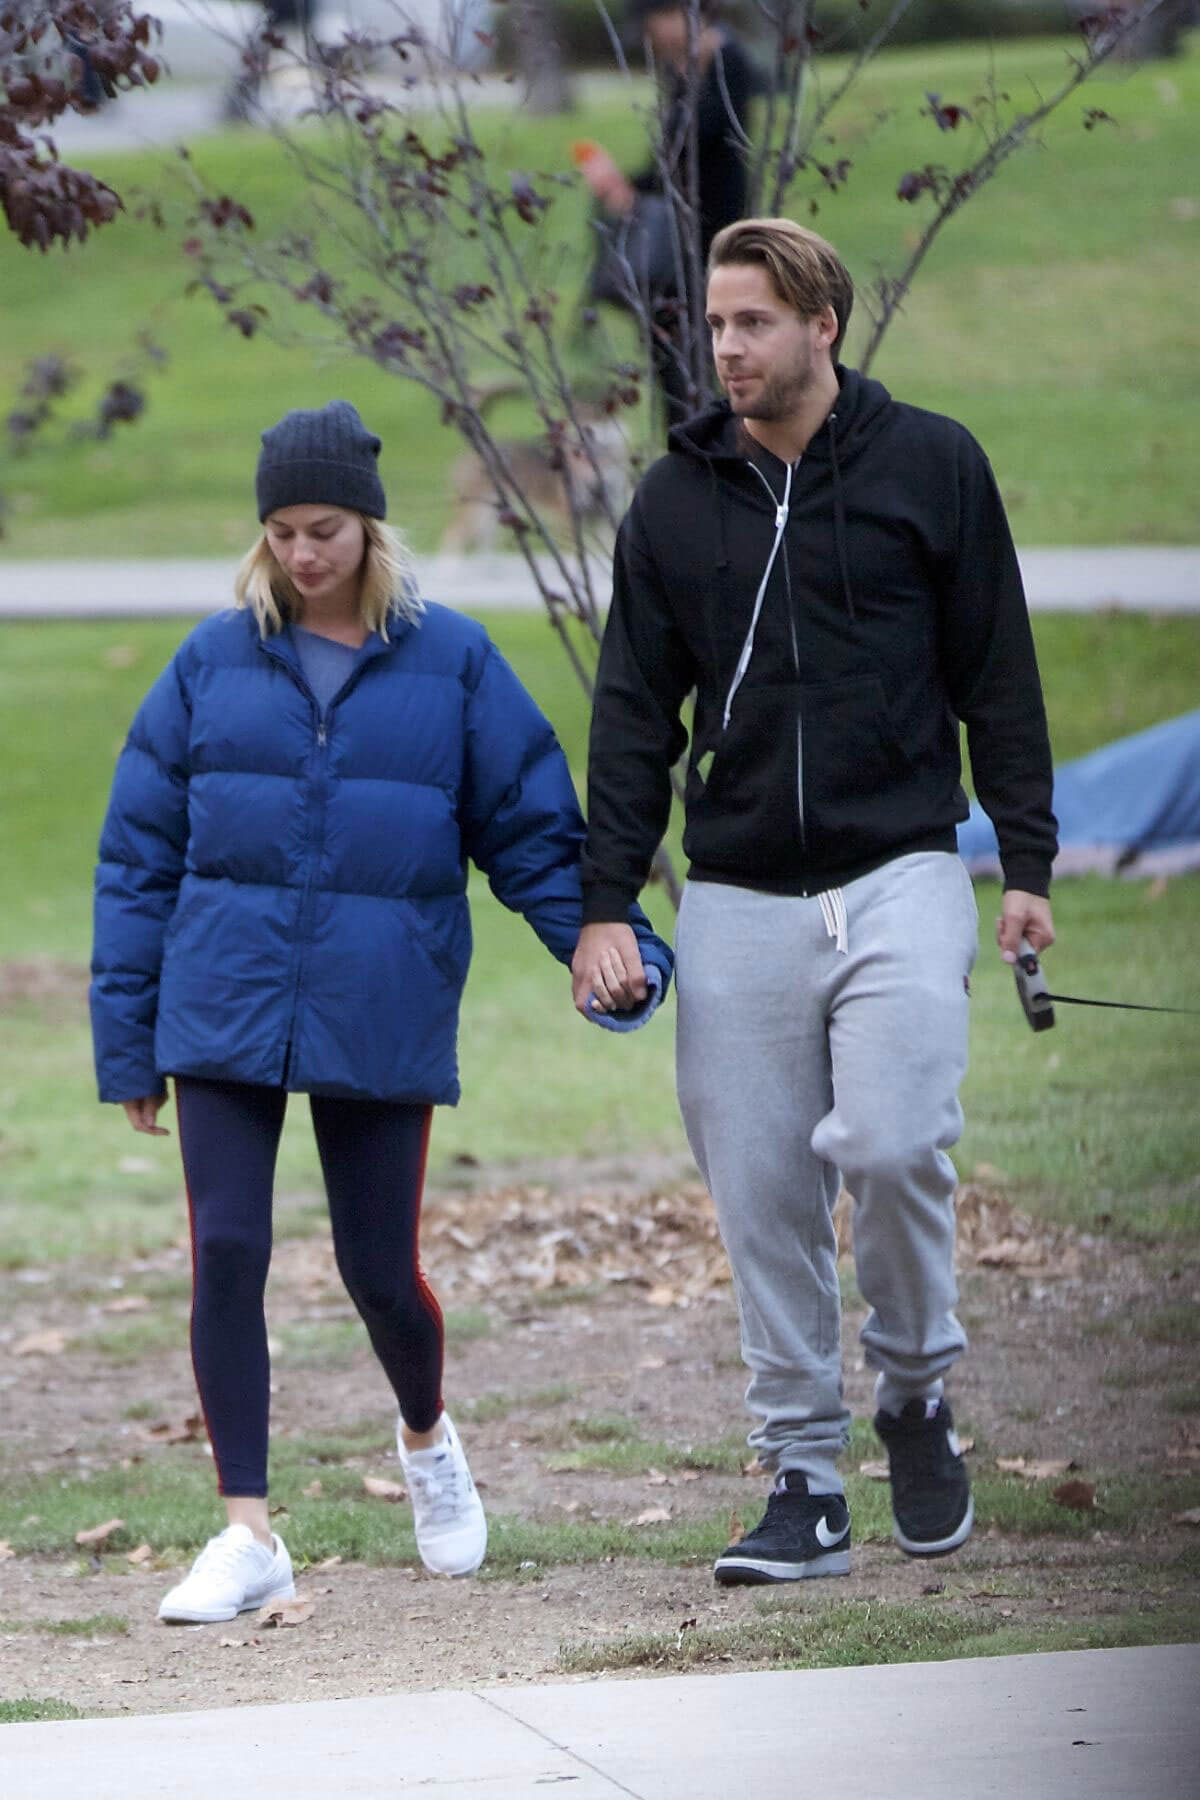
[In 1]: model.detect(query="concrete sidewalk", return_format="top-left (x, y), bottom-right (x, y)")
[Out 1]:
top-left (3, 1645), bottom-right (1198, 1798)
top-left (1, 547), bottom-right (1198, 618)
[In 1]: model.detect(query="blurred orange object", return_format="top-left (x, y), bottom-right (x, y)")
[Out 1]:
top-left (570, 140), bottom-right (601, 167)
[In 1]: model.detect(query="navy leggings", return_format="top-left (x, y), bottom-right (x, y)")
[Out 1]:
top-left (175, 1077), bottom-right (444, 1497)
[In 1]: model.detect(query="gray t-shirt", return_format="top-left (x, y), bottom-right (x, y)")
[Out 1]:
top-left (290, 625), bottom-right (360, 719)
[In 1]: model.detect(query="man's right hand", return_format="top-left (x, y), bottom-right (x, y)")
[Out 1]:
top-left (572, 922), bottom-right (647, 1018)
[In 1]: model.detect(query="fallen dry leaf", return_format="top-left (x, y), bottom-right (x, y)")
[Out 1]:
top-left (312, 1555), bottom-right (342, 1570)
top-left (644, 1285), bottom-right (678, 1308)
top-left (302, 1479), bottom-right (323, 1499)
top-left (103, 1294), bottom-right (151, 1314)
top-left (0, 1542), bottom-right (16, 1562)
top-left (646, 1469), bottom-right (670, 1486)
top-left (218, 1637), bottom-right (243, 1649)
top-left (1170, 1508), bottom-right (1200, 1526)
top-left (125, 1544), bottom-right (154, 1566)
top-left (1052, 1479), bottom-right (1097, 1513)
top-left (859, 1460), bottom-right (891, 1481)
top-left (13, 1329), bottom-right (68, 1357)
top-left (74, 1518), bottom-right (125, 1548)
top-left (742, 1457), bottom-right (768, 1479)
top-left (639, 1356), bottom-right (666, 1371)
top-left (957, 1437), bottom-right (976, 1455)
top-left (975, 1239), bottom-right (1047, 1270)
top-left (726, 1509), bottom-right (745, 1546)
top-left (996, 1456), bottom-right (1075, 1482)
top-left (627, 1506), bottom-right (672, 1527)
top-left (678, 1469), bottom-right (700, 1482)
top-left (362, 1475), bottom-right (407, 1502)
top-left (256, 1595), bottom-right (314, 1628)
top-left (142, 1414), bottom-right (204, 1445)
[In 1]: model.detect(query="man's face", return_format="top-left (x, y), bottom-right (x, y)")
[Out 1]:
top-left (643, 6), bottom-right (690, 63)
top-left (706, 262), bottom-right (836, 423)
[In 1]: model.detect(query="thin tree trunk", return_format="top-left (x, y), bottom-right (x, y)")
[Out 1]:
top-left (513, 0), bottom-right (574, 115)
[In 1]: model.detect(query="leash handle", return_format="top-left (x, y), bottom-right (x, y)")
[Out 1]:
top-left (1014, 938), bottom-right (1055, 1033)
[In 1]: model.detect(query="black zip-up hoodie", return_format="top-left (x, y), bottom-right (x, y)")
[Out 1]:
top-left (581, 367), bottom-right (1057, 921)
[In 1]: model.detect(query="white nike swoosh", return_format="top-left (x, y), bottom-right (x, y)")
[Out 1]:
top-left (947, 1430), bottom-right (962, 1456)
top-left (815, 1514), bottom-right (848, 1549)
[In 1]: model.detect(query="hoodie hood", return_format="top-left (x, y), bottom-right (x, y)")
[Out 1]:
top-left (667, 365), bottom-right (894, 470)
top-left (667, 366), bottom-right (894, 679)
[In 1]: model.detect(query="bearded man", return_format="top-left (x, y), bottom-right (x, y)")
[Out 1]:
top-left (572, 218), bottom-right (1057, 1583)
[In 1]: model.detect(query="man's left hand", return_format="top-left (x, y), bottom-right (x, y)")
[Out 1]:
top-left (996, 890), bottom-right (1055, 964)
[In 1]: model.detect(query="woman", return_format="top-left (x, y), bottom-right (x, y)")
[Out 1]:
top-left (90, 399), bottom-right (671, 1624)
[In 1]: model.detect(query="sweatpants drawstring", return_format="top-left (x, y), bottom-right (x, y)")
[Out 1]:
top-left (818, 887), bottom-right (849, 956)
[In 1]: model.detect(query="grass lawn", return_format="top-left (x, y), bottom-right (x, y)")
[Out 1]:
top-left (1, 35), bottom-right (1198, 555)
top-left (1, 607), bottom-right (1197, 1264)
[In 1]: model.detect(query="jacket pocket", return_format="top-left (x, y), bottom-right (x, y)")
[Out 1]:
top-left (396, 897), bottom-right (463, 987)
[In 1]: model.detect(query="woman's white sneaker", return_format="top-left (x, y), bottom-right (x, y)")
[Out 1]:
top-left (157, 1523), bottom-right (295, 1623)
top-left (397, 1411), bottom-right (487, 1576)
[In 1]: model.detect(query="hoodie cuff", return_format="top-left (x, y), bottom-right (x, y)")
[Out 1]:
top-left (1000, 856), bottom-right (1052, 898)
top-left (581, 881), bottom-right (640, 926)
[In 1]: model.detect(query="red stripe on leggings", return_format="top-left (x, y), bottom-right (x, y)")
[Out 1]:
top-left (412, 1105), bottom-right (445, 1421)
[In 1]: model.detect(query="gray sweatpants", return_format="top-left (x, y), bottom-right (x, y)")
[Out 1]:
top-left (675, 851), bottom-right (978, 1495)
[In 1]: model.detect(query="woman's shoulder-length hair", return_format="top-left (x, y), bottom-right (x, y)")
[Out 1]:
top-left (234, 513), bottom-right (423, 640)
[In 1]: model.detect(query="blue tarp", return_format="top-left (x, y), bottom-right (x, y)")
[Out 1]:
top-left (958, 709), bottom-right (1200, 879)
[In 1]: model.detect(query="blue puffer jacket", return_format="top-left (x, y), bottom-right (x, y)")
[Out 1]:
top-left (90, 604), bottom-right (673, 1105)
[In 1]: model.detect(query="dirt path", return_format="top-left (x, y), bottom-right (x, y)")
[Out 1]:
top-left (2, 1167), bottom-right (1198, 1716)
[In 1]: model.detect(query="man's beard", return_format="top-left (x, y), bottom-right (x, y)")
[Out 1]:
top-left (728, 347), bottom-right (816, 421)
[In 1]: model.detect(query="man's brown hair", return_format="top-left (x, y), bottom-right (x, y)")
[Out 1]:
top-left (707, 218), bottom-right (855, 358)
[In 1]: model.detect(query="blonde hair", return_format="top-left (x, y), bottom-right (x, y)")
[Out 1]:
top-left (708, 218), bottom-right (855, 358)
top-left (234, 513), bottom-right (422, 640)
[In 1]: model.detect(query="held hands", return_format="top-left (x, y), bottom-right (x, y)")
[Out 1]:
top-left (572, 922), bottom-right (648, 1019)
top-left (996, 890), bottom-right (1055, 965)
top-left (122, 1094), bottom-right (170, 1136)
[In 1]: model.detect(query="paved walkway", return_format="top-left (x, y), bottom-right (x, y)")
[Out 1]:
top-left (2, 547), bottom-right (1198, 617)
top-left (4, 1645), bottom-right (1198, 1797)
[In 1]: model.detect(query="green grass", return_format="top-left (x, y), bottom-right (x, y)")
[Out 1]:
top-left (2, 1428), bottom-right (1196, 1564)
top-left (1, 609), bottom-right (1198, 1262)
top-left (557, 1595), bottom-right (1200, 1676)
top-left (1, 37), bottom-right (1199, 553)
top-left (0, 1613), bottom-right (130, 1638)
top-left (0, 1698), bottom-right (85, 1724)
top-left (460, 1384), bottom-right (578, 1423)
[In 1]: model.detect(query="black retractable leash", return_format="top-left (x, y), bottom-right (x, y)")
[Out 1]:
top-left (1013, 939), bottom-right (1200, 1033)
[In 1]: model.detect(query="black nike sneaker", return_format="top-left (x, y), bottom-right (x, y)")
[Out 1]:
top-left (874, 1397), bottom-right (973, 1558)
top-left (713, 1473), bottom-right (851, 1585)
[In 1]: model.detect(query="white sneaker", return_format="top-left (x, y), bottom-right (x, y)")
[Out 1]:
top-left (158, 1524), bottom-right (295, 1623)
top-left (397, 1411), bottom-right (487, 1576)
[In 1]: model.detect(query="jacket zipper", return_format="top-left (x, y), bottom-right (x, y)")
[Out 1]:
top-left (261, 636), bottom-right (380, 1085)
top-left (283, 697), bottom-right (329, 1084)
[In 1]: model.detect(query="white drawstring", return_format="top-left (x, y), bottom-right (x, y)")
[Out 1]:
top-left (818, 887), bottom-right (849, 956)
top-left (722, 460), bottom-right (794, 731)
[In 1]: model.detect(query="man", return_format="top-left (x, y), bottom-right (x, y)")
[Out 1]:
top-left (578, 0), bottom-right (762, 426)
top-left (572, 218), bottom-right (1056, 1584)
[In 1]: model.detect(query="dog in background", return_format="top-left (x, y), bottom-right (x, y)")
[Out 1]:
top-left (440, 395), bottom-right (631, 554)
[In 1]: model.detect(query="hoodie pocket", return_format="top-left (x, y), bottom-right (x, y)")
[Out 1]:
top-left (683, 681), bottom-right (801, 878)
top-left (800, 675), bottom-right (916, 858)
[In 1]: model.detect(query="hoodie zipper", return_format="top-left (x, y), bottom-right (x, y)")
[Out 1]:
top-left (742, 458), bottom-right (807, 853)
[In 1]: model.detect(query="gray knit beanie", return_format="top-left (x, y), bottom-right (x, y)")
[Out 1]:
top-left (256, 399), bottom-right (386, 521)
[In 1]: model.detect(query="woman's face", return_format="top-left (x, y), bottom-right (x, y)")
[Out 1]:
top-left (264, 505), bottom-right (366, 612)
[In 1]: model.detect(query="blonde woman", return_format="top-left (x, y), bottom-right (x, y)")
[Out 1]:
top-left (91, 400), bottom-right (671, 1623)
